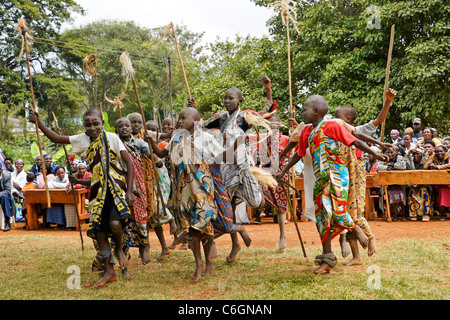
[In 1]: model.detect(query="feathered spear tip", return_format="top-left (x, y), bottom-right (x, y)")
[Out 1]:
top-left (245, 111), bottom-right (275, 132)
top-left (105, 92), bottom-right (126, 112)
top-left (250, 167), bottom-right (278, 189)
top-left (268, 0), bottom-right (300, 34)
top-left (120, 51), bottom-right (135, 79)
top-left (14, 18), bottom-right (34, 63)
top-left (83, 54), bottom-right (98, 76)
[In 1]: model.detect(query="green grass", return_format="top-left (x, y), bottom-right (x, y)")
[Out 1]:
top-left (0, 234), bottom-right (448, 300)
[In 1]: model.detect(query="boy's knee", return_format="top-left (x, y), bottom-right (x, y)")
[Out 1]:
top-left (109, 219), bottom-right (122, 231)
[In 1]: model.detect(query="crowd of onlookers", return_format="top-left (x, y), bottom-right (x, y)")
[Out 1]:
top-left (0, 151), bottom-right (90, 231)
top-left (363, 118), bottom-right (450, 222)
top-left (1, 117), bottom-right (449, 231)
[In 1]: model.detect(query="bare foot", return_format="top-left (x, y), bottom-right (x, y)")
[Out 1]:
top-left (339, 234), bottom-right (351, 258)
top-left (226, 243), bottom-right (241, 263)
top-left (352, 226), bottom-right (369, 249)
top-left (314, 263), bottom-right (332, 274)
top-left (139, 246), bottom-right (151, 265)
top-left (192, 263), bottom-right (205, 282)
top-left (278, 236), bottom-right (286, 250)
top-left (116, 249), bottom-right (129, 270)
top-left (121, 268), bottom-right (133, 280)
top-left (156, 247), bottom-right (171, 261)
top-left (238, 228), bottom-right (252, 247)
top-left (343, 257), bottom-right (363, 266)
top-left (94, 271), bottom-right (117, 288)
top-left (209, 242), bottom-right (218, 260)
top-left (367, 236), bottom-right (376, 257)
top-left (179, 243), bottom-right (188, 250)
top-left (202, 263), bottom-right (214, 277)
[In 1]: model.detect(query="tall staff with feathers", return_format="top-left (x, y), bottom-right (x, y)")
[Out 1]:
top-left (51, 112), bottom-right (84, 251)
top-left (119, 51), bottom-right (165, 224)
top-left (268, 0), bottom-right (302, 238)
top-left (15, 19), bottom-right (51, 207)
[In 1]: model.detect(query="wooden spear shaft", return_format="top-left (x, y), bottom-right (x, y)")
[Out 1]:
top-left (285, 17), bottom-right (298, 224)
top-left (131, 78), bottom-right (164, 224)
top-left (171, 22), bottom-right (192, 100)
top-left (51, 112), bottom-right (84, 251)
top-left (21, 27), bottom-right (51, 207)
top-left (380, 24), bottom-right (395, 143)
top-left (167, 54), bottom-right (175, 119)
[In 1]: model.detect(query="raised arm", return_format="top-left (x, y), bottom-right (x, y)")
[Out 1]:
top-left (279, 141), bottom-right (298, 160)
top-left (372, 88), bottom-right (396, 127)
top-left (28, 112), bottom-right (70, 144)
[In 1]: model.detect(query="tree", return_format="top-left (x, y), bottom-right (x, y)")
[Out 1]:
top-left (252, 0), bottom-right (449, 136)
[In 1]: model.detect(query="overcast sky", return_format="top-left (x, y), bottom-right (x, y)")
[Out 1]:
top-left (63, 0), bottom-right (274, 45)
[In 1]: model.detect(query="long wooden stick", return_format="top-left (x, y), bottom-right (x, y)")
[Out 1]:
top-left (167, 53), bottom-right (175, 118)
top-left (281, 182), bottom-right (307, 257)
top-left (380, 24), bottom-right (395, 143)
top-left (19, 21), bottom-right (51, 207)
top-left (51, 112), bottom-right (84, 250)
top-left (170, 22), bottom-right (192, 100)
top-left (130, 78), bottom-right (164, 225)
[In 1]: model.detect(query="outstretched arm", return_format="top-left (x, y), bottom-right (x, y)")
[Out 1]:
top-left (28, 112), bottom-right (70, 144)
top-left (372, 88), bottom-right (397, 127)
top-left (351, 139), bottom-right (388, 162)
top-left (352, 131), bottom-right (393, 150)
top-left (147, 136), bottom-right (169, 159)
top-left (274, 153), bottom-right (302, 182)
top-left (279, 141), bottom-right (298, 160)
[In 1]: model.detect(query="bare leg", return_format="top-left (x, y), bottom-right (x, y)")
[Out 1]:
top-left (139, 244), bottom-right (151, 264)
top-left (314, 234), bottom-right (335, 274)
top-left (352, 225), bottom-right (369, 249)
top-left (109, 220), bottom-right (128, 270)
top-left (277, 212), bottom-right (286, 250)
top-left (189, 229), bottom-right (204, 282)
top-left (343, 238), bottom-right (363, 266)
top-left (202, 235), bottom-right (215, 277)
top-left (237, 225), bottom-right (252, 247)
top-left (367, 236), bottom-right (376, 257)
top-left (155, 226), bottom-right (171, 261)
top-left (227, 200), bottom-right (241, 263)
top-left (339, 233), bottom-right (351, 258)
top-left (94, 231), bottom-right (117, 288)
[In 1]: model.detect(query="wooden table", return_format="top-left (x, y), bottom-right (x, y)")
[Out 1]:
top-left (370, 170), bottom-right (450, 222)
top-left (294, 170), bottom-right (450, 223)
top-left (24, 189), bottom-right (88, 230)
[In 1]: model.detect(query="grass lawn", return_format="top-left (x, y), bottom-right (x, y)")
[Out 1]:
top-left (0, 233), bottom-right (448, 300)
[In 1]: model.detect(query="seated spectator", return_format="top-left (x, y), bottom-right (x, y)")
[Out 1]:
top-left (43, 153), bottom-right (58, 173)
top-left (11, 159), bottom-right (27, 222)
top-left (66, 161), bottom-right (92, 199)
top-left (407, 149), bottom-right (433, 221)
top-left (390, 129), bottom-right (403, 146)
top-left (417, 127), bottom-right (441, 147)
top-left (402, 132), bottom-right (416, 157)
top-left (29, 155), bottom-right (42, 177)
top-left (423, 145), bottom-right (450, 221)
top-left (430, 128), bottom-right (443, 144)
top-left (364, 146), bottom-right (381, 173)
top-left (3, 157), bottom-right (16, 174)
top-left (37, 162), bottom-right (55, 189)
top-left (377, 146), bottom-right (408, 221)
top-left (0, 162), bottom-right (13, 231)
top-left (46, 166), bottom-right (70, 229)
top-left (422, 140), bottom-right (436, 161)
top-left (443, 137), bottom-right (450, 152)
top-left (21, 172), bottom-right (39, 227)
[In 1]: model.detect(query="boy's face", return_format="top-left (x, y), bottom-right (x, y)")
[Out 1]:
top-left (56, 168), bottom-right (65, 180)
top-left (162, 119), bottom-right (174, 133)
top-left (224, 89), bottom-right (241, 114)
top-left (177, 110), bottom-right (195, 131)
top-left (146, 122), bottom-right (158, 132)
top-left (129, 115), bottom-right (143, 134)
top-left (83, 114), bottom-right (104, 138)
top-left (423, 143), bottom-right (434, 155)
top-left (116, 119), bottom-right (132, 138)
top-left (302, 104), bottom-right (315, 124)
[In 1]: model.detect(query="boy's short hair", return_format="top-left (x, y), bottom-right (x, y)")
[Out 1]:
top-left (423, 140), bottom-right (436, 147)
top-left (336, 105), bottom-right (357, 122)
top-left (83, 108), bottom-right (103, 120)
top-left (26, 172), bottom-right (35, 182)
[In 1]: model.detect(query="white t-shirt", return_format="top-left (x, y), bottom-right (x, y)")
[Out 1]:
top-left (164, 129), bottom-right (224, 165)
top-left (69, 132), bottom-right (126, 156)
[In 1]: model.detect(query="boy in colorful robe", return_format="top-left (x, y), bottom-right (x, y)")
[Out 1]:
top-left (274, 95), bottom-right (386, 274)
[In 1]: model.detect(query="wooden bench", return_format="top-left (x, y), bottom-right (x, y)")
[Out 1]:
top-left (24, 189), bottom-right (88, 230)
top-left (370, 170), bottom-right (450, 222)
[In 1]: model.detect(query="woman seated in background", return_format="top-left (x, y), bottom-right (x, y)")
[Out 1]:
top-left (424, 145), bottom-right (450, 221)
top-left (46, 166), bottom-right (70, 229)
top-left (406, 149), bottom-right (434, 221)
top-left (377, 146), bottom-right (409, 221)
